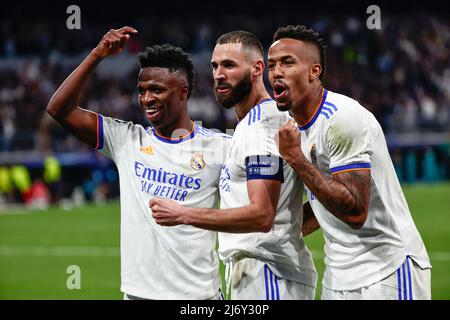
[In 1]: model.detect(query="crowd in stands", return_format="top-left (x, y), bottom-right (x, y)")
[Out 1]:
top-left (0, 7), bottom-right (449, 205)
top-left (0, 11), bottom-right (449, 153)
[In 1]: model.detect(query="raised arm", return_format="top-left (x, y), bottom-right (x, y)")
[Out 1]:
top-left (46, 26), bottom-right (138, 148)
top-left (277, 121), bottom-right (370, 229)
top-left (150, 179), bottom-right (280, 233)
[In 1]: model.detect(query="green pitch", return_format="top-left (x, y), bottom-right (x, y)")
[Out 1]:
top-left (1, 183), bottom-right (449, 299)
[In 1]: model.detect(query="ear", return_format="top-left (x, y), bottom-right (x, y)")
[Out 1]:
top-left (252, 59), bottom-right (265, 78)
top-left (179, 84), bottom-right (189, 100)
top-left (310, 63), bottom-right (322, 82)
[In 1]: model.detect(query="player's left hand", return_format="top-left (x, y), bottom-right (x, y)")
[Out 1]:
top-left (150, 198), bottom-right (186, 226)
top-left (275, 119), bottom-right (303, 165)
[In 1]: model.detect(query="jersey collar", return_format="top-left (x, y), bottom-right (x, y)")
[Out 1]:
top-left (258, 98), bottom-right (274, 105)
top-left (298, 89), bottom-right (328, 131)
top-left (148, 121), bottom-right (198, 144)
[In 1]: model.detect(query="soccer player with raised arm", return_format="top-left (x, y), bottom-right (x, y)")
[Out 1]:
top-left (150, 31), bottom-right (317, 300)
top-left (46, 27), bottom-right (230, 299)
top-left (268, 25), bottom-right (431, 300)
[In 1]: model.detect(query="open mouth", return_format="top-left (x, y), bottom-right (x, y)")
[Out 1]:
top-left (272, 82), bottom-right (289, 100)
top-left (146, 107), bottom-right (162, 121)
top-left (146, 108), bottom-right (160, 115)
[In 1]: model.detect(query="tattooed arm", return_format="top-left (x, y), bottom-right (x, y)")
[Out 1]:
top-left (277, 122), bottom-right (370, 229)
top-left (294, 158), bottom-right (370, 229)
top-left (302, 201), bottom-right (320, 236)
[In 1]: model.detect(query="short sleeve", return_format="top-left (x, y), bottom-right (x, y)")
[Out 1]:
top-left (241, 110), bottom-right (286, 181)
top-left (326, 110), bottom-right (373, 174)
top-left (96, 114), bottom-right (135, 162)
top-left (242, 111), bottom-right (284, 159)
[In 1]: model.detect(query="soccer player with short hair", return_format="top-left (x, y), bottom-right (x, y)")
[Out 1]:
top-left (47, 27), bottom-right (230, 299)
top-left (268, 25), bottom-right (431, 300)
top-left (150, 31), bottom-right (317, 300)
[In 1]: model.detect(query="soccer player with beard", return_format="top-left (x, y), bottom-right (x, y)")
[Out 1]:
top-left (268, 25), bottom-right (431, 299)
top-left (46, 27), bottom-right (231, 299)
top-left (150, 31), bottom-right (317, 300)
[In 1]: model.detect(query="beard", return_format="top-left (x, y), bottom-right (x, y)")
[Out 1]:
top-left (214, 71), bottom-right (252, 109)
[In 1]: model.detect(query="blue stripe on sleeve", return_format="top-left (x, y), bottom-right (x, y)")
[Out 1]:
top-left (246, 155), bottom-right (284, 182)
top-left (97, 114), bottom-right (104, 150)
top-left (320, 111), bottom-right (330, 119)
top-left (330, 163), bottom-right (371, 173)
top-left (324, 101), bottom-right (338, 111)
top-left (322, 105), bottom-right (334, 115)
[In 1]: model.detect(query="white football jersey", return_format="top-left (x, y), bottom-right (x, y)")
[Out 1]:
top-left (96, 114), bottom-right (231, 299)
top-left (300, 89), bottom-right (431, 291)
top-left (218, 99), bottom-right (317, 288)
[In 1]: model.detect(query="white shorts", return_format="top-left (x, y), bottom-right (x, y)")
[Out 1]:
top-left (123, 290), bottom-right (224, 300)
top-left (226, 257), bottom-right (315, 300)
top-left (321, 256), bottom-right (431, 300)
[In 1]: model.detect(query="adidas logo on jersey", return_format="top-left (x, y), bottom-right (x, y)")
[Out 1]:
top-left (140, 146), bottom-right (154, 155)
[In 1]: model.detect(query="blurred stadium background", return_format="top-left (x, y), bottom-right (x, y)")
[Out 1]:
top-left (0, 0), bottom-right (449, 299)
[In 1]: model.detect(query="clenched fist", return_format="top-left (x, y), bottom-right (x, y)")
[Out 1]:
top-left (92, 26), bottom-right (138, 59)
top-left (150, 198), bottom-right (187, 226)
top-left (275, 119), bottom-right (304, 165)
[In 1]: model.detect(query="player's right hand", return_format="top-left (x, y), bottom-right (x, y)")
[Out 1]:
top-left (92, 26), bottom-right (138, 59)
top-left (276, 119), bottom-right (303, 165)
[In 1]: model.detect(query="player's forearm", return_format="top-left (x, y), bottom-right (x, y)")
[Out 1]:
top-left (184, 204), bottom-right (274, 233)
top-left (47, 50), bottom-right (103, 119)
top-left (302, 202), bottom-right (320, 237)
top-left (288, 155), bottom-right (364, 228)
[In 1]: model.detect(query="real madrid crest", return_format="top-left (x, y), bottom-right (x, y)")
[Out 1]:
top-left (190, 152), bottom-right (205, 171)
top-left (310, 143), bottom-right (317, 165)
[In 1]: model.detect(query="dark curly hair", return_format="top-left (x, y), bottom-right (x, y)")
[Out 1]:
top-left (273, 25), bottom-right (326, 82)
top-left (139, 44), bottom-right (194, 98)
